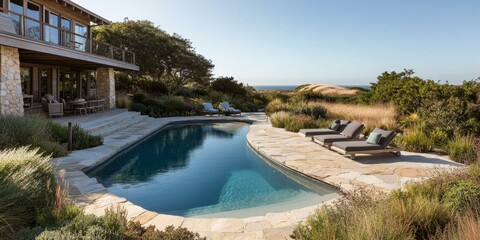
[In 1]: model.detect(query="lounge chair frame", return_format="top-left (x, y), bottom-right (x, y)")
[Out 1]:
top-left (330, 145), bottom-right (402, 160)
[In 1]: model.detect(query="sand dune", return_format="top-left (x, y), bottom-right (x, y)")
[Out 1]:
top-left (296, 84), bottom-right (361, 96)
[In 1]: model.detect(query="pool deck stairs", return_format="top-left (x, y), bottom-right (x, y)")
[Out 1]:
top-left (52, 109), bottom-right (154, 137)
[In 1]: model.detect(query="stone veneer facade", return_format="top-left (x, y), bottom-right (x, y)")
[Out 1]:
top-left (96, 67), bottom-right (116, 109)
top-left (0, 45), bottom-right (24, 116)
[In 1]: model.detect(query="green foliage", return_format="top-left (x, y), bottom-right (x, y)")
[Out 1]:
top-left (0, 115), bottom-right (67, 157)
top-left (289, 103), bottom-right (327, 120)
top-left (129, 102), bottom-right (148, 113)
top-left (270, 112), bottom-right (322, 132)
top-left (211, 76), bottom-right (247, 98)
top-left (0, 115), bottom-right (101, 158)
top-left (270, 111), bottom-right (294, 129)
top-left (284, 115), bottom-right (321, 132)
top-left (19, 206), bottom-right (205, 240)
top-left (94, 19), bottom-right (214, 96)
top-left (130, 93), bottom-right (202, 117)
top-left (48, 123), bottom-right (103, 151)
top-left (395, 126), bottom-right (434, 152)
top-left (444, 180), bottom-right (480, 212)
top-left (447, 135), bottom-right (477, 164)
top-left (0, 147), bottom-right (57, 238)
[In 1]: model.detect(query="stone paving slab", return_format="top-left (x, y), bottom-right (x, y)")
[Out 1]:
top-left (53, 112), bottom-right (464, 240)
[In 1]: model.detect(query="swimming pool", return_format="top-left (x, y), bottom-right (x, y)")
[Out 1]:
top-left (87, 122), bottom-right (338, 218)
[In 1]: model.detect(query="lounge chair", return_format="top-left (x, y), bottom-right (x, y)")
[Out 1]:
top-left (313, 121), bottom-right (365, 148)
top-left (298, 119), bottom-right (351, 137)
top-left (220, 102), bottom-right (241, 116)
top-left (330, 128), bottom-right (401, 159)
top-left (203, 103), bottom-right (220, 116)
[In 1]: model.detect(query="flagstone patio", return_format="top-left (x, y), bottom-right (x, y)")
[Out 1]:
top-left (54, 111), bottom-right (463, 240)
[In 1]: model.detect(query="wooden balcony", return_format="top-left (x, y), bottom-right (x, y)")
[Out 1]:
top-left (0, 9), bottom-right (138, 71)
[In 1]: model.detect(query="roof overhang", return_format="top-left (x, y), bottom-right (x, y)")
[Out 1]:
top-left (0, 32), bottom-right (139, 71)
top-left (52, 0), bottom-right (111, 25)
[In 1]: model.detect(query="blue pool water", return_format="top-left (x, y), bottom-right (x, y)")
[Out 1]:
top-left (87, 122), bottom-right (338, 218)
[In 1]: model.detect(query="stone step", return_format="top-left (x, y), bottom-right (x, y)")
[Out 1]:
top-left (80, 111), bottom-right (141, 133)
top-left (91, 114), bottom-right (150, 137)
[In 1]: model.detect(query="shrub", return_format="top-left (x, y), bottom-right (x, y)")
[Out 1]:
top-left (270, 111), bottom-right (294, 129)
top-left (388, 195), bottom-right (453, 239)
top-left (132, 92), bottom-right (148, 103)
top-left (433, 212), bottom-right (480, 240)
top-left (0, 147), bottom-right (57, 238)
top-left (444, 180), bottom-right (480, 212)
top-left (48, 123), bottom-right (102, 151)
top-left (265, 98), bottom-right (287, 115)
top-left (115, 93), bottom-right (132, 109)
top-left (289, 102), bottom-right (327, 120)
top-left (19, 206), bottom-right (205, 240)
top-left (284, 115), bottom-right (321, 132)
top-left (0, 115), bottom-right (69, 157)
top-left (395, 126), bottom-right (433, 152)
top-left (129, 102), bottom-right (148, 113)
top-left (447, 135), bottom-right (477, 164)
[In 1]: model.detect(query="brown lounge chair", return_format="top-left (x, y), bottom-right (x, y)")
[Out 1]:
top-left (313, 121), bottom-right (365, 148)
top-left (298, 119), bottom-right (351, 137)
top-left (330, 128), bottom-right (401, 160)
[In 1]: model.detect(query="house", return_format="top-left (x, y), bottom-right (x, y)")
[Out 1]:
top-left (0, 0), bottom-right (139, 116)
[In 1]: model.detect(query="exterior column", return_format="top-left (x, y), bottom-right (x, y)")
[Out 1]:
top-left (0, 46), bottom-right (24, 116)
top-left (96, 67), bottom-right (115, 108)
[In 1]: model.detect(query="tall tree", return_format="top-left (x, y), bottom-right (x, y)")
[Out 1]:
top-left (93, 19), bottom-right (214, 95)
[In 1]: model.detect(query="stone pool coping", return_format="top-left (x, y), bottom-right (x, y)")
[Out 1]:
top-left (55, 113), bottom-right (463, 240)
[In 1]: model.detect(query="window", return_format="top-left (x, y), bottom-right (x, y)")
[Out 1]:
top-left (9, 0), bottom-right (23, 34)
top-left (59, 72), bottom-right (76, 101)
top-left (26, 2), bottom-right (41, 40)
top-left (20, 67), bottom-right (32, 95)
top-left (75, 23), bottom-right (87, 52)
top-left (40, 69), bottom-right (51, 97)
top-left (9, 0), bottom-right (22, 13)
top-left (61, 17), bottom-right (71, 47)
top-left (44, 10), bottom-right (59, 44)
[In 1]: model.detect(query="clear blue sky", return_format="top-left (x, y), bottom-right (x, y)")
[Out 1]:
top-left (74, 0), bottom-right (480, 85)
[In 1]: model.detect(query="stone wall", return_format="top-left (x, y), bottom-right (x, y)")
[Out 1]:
top-left (96, 67), bottom-right (115, 109)
top-left (0, 45), bottom-right (24, 116)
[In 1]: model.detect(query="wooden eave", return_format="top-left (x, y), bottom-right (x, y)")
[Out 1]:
top-left (50, 0), bottom-right (111, 25)
top-left (0, 32), bottom-right (139, 71)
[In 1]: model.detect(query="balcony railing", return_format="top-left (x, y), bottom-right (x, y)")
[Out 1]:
top-left (0, 8), bottom-right (135, 65)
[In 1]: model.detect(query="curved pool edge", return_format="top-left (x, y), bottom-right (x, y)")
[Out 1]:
top-left (54, 113), bottom-right (339, 239)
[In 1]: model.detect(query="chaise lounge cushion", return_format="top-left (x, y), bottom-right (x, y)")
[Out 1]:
top-left (367, 132), bottom-right (382, 144)
top-left (372, 128), bottom-right (397, 148)
top-left (340, 121), bottom-right (364, 138)
top-left (332, 141), bottom-right (383, 152)
top-left (337, 120), bottom-right (351, 132)
top-left (313, 134), bottom-right (350, 144)
top-left (299, 128), bottom-right (339, 136)
top-left (299, 120), bottom-right (351, 137)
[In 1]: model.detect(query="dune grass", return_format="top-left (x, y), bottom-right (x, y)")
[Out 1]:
top-left (292, 163), bottom-right (480, 240)
top-left (318, 102), bottom-right (397, 130)
top-left (0, 147), bottom-right (58, 238)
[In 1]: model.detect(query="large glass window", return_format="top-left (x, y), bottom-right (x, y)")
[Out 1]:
top-left (9, 0), bottom-right (23, 34)
top-left (75, 23), bottom-right (87, 52)
top-left (59, 72), bottom-right (77, 101)
top-left (44, 10), bottom-right (59, 44)
top-left (26, 2), bottom-right (41, 40)
top-left (61, 17), bottom-right (71, 47)
top-left (40, 69), bottom-right (51, 97)
top-left (20, 67), bottom-right (32, 95)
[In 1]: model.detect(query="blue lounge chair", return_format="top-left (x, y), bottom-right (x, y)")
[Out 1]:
top-left (203, 103), bottom-right (220, 116)
top-left (220, 102), bottom-right (241, 116)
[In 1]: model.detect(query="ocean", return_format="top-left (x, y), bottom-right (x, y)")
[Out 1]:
top-left (253, 85), bottom-right (371, 91)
